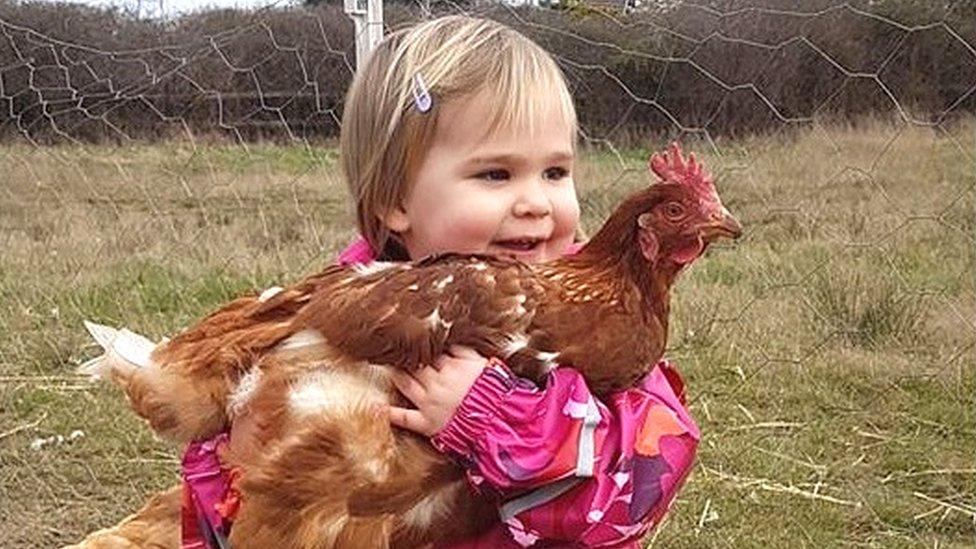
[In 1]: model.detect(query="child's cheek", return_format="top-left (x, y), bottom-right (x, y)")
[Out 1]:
top-left (556, 188), bottom-right (582, 233)
top-left (440, 208), bottom-right (503, 253)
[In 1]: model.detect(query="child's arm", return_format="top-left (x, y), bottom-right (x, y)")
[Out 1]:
top-left (428, 358), bottom-right (700, 545)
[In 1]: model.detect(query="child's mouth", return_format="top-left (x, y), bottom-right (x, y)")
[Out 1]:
top-left (493, 238), bottom-right (543, 252)
top-left (494, 238), bottom-right (542, 252)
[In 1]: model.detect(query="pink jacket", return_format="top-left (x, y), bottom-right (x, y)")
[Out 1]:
top-left (181, 238), bottom-right (699, 549)
top-left (338, 238), bottom-right (700, 548)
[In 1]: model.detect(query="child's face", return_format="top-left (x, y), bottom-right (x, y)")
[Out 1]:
top-left (386, 91), bottom-right (580, 264)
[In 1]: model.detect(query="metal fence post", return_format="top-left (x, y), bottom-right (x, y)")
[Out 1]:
top-left (344, 0), bottom-right (384, 71)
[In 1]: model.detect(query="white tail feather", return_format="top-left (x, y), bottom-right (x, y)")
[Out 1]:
top-left (80, 321), bottom-right (158, 379)
top-left (275, 328), bottom-right (326, 352)
top-left (258, 286), bottom-right (284, 302)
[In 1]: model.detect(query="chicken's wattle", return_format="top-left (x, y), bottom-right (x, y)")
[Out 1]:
top-left (671, 235), bottom-right (705, 265)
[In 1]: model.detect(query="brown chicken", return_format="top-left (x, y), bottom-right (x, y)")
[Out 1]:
top-left (80, 143), bottom-right (740, 548)
top-left (64, 486), bottom-right (182, 549)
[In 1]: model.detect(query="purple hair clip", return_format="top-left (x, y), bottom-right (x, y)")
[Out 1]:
top-left (412, 72), bottom-right (432, 113)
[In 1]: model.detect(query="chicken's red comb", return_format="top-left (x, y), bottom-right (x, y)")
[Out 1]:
top-left (648, 142), bottom-right (716, 200)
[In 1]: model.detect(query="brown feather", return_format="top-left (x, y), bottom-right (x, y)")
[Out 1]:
top-left (65, 485), bottom-right (181, 549)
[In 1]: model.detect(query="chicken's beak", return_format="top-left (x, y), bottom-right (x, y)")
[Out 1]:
top-left (701, 206), bottom-right (742, 241)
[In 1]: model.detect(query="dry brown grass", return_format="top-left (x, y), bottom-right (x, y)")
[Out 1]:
top-left (1, 121), bottom-right (974, 547)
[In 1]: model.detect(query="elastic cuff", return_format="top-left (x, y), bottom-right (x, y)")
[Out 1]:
top-left (431, 358), bottom-right (511, 458)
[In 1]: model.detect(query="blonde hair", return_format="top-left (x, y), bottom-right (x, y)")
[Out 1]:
top-left (339, 15), bottom-right (578, 259)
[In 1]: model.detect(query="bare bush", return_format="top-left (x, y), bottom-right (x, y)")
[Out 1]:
top-left (1, 0), bottom-right (974, 143)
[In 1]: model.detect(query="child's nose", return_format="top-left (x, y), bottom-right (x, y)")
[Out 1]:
top-left (513, 180), bottom-right (552, 217)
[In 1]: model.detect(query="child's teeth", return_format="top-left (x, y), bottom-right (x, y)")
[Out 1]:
top-left (496, 238), bottom-right (540, 251)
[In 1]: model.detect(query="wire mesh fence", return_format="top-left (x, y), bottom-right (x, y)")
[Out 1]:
top-left (0, 0), bottom-right (973, 547)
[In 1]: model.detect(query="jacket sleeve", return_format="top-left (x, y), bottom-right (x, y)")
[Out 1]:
top-left (431, 358), bottom-right (700, 546)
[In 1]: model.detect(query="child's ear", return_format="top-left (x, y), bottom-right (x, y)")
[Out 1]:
top-left (382, 206), bottom-right (410, 234)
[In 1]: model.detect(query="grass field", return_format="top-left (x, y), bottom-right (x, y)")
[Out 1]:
top-left (1, 121), bottom-right (974, 547)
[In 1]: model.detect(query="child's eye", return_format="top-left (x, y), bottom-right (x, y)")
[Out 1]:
top-left (476, 169), bottom-right (510, 182)
top-left (543, 167), bottom-right (570, 181)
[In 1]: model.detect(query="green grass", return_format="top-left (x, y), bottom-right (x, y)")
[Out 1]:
top-left (1, 121), bottom-right (974, 547)
top-left (805, 264), bottom-right (927, 350)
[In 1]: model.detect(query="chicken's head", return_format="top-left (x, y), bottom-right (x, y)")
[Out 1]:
top-left (635, 142), bottom-right (741, 267)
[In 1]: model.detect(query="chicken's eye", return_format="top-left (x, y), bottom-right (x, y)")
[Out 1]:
top-left (663, 202), bottom-right (686, 219)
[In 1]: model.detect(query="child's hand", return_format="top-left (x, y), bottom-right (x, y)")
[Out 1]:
top-left (388, 345), bottom-right (487, 436)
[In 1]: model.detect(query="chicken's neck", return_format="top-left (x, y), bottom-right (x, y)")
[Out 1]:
top-left (566, 235), bottom-right (684, 327)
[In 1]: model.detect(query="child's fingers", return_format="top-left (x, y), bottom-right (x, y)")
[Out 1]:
top-left (447, 345), bottom-right (484, 360)
top-left (431, 354), bottom-right (453, 371)
top-left (387, 406), bottom-right (433, 436)
top-left (391, 369), bottom-right (426, 404)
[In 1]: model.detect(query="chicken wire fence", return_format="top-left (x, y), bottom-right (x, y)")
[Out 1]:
top-left (1, 0), bottom-right (974, 547)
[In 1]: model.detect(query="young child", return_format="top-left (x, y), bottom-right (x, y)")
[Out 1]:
top-left (326, 14), bottom-right (699, 548)
top-left (73, 14), bottom-right (699, 549)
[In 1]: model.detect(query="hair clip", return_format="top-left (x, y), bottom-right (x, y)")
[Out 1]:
top-left (412, 72), bottom-right (432, 113)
